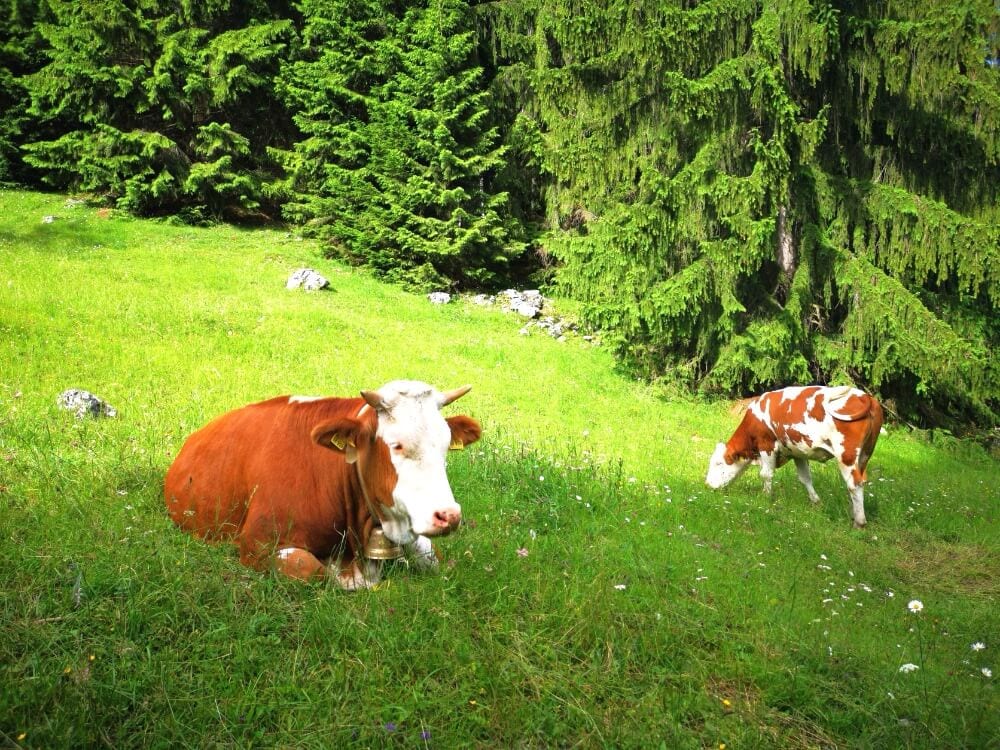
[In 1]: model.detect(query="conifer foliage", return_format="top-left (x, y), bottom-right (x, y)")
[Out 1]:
top-left (277, 0), bottom-right (523, 289)
top-left (0, 0), bottom-right (43, 183)
top-left (3, 0), bottom-right (998, 425)
top-left (19, 0), bottom-right (293, 217)
top-left (481, 0), bottom-right (999, 425)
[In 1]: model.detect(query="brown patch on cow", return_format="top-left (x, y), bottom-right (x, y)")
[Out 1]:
top-left (726, 410), bottom-right (769, 461)
top-left (808, 391), bottom-right (826, 421)
top-left (164, 395), bottom-right (385, 574)
top-left (731, 408), bottom-right (776, 460)
top-left (360, 436), bottom-right (398, 511)
top-left (769, 387), bottom-right (816, 427)
top-left (781, 426), bottom-right (814, 447)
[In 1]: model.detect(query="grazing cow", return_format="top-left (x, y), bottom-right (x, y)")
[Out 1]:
top-left (705, 385), bottom-right (883, 527)
top-left (164, 380), bottom-right (482, 588)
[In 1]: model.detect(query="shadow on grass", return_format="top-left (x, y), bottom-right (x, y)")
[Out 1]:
top-left (2, 214), bottom-right (115, 255)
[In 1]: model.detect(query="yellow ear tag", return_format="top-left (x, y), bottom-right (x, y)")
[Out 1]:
top-left (449, 438), bottom-right (465, 451)
top-left (329, 434), bottom-right (354, 451)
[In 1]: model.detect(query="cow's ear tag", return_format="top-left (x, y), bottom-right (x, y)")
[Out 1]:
top-left (329, 434), bottom-right (351, 451)
top-left (329, 434), bottom-right (358, 462)
top-left (449, 438), bottom-right (465, 451)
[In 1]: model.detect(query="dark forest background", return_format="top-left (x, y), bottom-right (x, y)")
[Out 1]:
top-left (2, 0), bottom-right (998, 430)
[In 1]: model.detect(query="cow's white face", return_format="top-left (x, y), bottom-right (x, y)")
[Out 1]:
top-left (369, 381), bottom-right (468, 545)
top-left (705, 442), bottom-right (750, 489)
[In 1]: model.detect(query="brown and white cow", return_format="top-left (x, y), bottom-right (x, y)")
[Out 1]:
top-left (705, 386), bottom-right (883, 527)
top-left (164, 380), bottom-right (481, 588)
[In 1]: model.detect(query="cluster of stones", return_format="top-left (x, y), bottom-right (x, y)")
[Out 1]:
top-left (429, 289), bottom-right (591, 343)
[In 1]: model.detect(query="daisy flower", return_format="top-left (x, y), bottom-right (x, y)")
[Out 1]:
top-left (907, 599), bottom-right (923, 614)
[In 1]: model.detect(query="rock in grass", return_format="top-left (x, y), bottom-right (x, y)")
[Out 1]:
top-left (58, 389), bottom-right (117, 418)
top-left (427, 292), bottom-right (452, 304)
top-left (286, 269), bottom-right (330, 291)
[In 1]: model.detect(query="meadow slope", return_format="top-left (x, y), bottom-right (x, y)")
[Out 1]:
top-left (1, 189), bottom-right (997, 749)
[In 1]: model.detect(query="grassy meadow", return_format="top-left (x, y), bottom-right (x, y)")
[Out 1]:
top-left (1, 189), bottom-right (997, 749)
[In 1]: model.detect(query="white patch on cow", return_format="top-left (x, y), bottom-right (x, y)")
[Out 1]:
top-left (705, 442), bottom-right (750, 488)
top-left (276, 547), bottom-right (297, 559)
top-left (371, 380), bottom-right (462, 545)
top-left (289, 395), bottom-right (323, 403)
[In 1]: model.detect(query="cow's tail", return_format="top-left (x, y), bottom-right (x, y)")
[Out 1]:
top-left (828, 388), bottom-right (874, 422)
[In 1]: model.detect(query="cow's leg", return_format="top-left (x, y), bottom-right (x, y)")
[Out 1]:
top-left (404, 535), bottom-right (442, 571)
top-left (794, 458), bottom-right (822, 504)
top-left (758, 452), bottom-right (777, 495)
top-left (273, 547), bottom-right (328, 581)
top-left (329, 558), bottom-right (383, 590)
top-left (838, 463), bottom-right (867, 528)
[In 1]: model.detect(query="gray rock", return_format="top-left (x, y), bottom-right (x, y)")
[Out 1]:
top-left (286, 268), bottom-right (330, 291)
top-left (427, 292), bottom-right (452, 305)
top-left (512, 300), bottom-right (541, 318)
top-left (58, 389), bottom-right (118, 418)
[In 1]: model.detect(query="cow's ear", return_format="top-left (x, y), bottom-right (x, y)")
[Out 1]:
top-left (446, 415), bottom-right (481, 450)
top-left (312, 418), bottom-right (362, 463)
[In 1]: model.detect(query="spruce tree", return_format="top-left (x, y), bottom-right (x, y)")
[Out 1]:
top-left (19, 0), bottom-right (294, 218)
top-left (482, 0), bottom-right (999, 426)
top-left (277, 0), bottom-right (523, 289)
top-left (0, 0), bottom-right (45, 183)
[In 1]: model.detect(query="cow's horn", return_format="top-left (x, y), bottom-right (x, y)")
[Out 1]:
top-left (439, 385), bottom-right (472, 407)
top-left (361, 389), bottom-right (388, 412)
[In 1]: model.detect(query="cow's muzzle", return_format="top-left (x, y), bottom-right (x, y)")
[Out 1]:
top-left (431, 508), bottom-right (462, 534)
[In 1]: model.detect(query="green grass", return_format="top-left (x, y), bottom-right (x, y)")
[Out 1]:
top-left (1, 189), bottom-right (997, 749)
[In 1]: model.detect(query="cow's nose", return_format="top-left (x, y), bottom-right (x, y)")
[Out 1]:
top-left (433, 509), bottom-right (461, 531)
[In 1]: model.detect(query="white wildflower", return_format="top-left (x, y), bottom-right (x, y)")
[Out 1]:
top-left (907, 599), bottom-right (924, 614)
top-left (899, 663), bottom-right (920, 673)
top-left (971, 642), bottom-right (986, 652)
top-left (982, 667), bottom-right (993, 679)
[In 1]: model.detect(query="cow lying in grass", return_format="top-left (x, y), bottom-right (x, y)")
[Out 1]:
top-left (164, 380), bottom-right (481, 588)
top-left (705, 385), bottom-right (883, 527)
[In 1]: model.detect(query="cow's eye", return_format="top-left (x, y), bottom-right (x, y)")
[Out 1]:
top-left (390, 442), bottom-right (404, 453)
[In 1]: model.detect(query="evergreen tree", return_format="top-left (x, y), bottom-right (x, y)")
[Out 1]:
top-left (277, 0), bottom-right (524, 289)
top-left (482, 0), bottom-right (999, 426)
top-left (19, 0), bottom-right (295, 218)
top-left (0, 0), bottom-right (45, 183)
